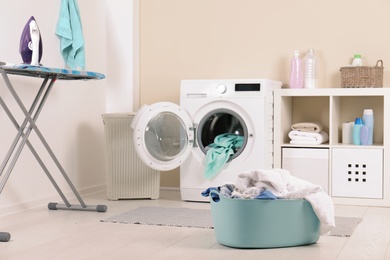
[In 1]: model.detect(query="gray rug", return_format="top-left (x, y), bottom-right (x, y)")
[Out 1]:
top-left (101, 206), bottom-right (362, 237)
top-left (329, 216), bottom-right (363, 237)
top-left (101, 206), bottom-right (213, 229)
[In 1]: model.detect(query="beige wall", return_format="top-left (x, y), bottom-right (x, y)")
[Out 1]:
top-left (140, 0), bottom-right (390, 187)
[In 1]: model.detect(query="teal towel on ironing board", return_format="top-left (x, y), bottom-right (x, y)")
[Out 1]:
top-left (204, 134), bottom-right (244, 179)
top-left (55, 0), bottom-right (85, 70)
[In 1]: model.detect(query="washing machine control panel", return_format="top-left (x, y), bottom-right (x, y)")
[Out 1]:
top-left (235, 83), bottom-right (261, 92)
top-left (181, 79), bottom-right (282, 100)
top-left (215, 82), bottom-right (261, 97)
top-left (216, 84), bottom-right (227, 94)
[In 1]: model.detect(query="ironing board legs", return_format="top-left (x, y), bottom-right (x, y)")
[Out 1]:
top-left (48, 202), bottom-right (107, 212)
top-left (0, 96), bottom-right (74, 207)
top-left (0, 77), bottom-right (50, 190)
top-left (0, 70), bottom-right (107, 216)
top-left (0, 232), bottom-right (10, 242)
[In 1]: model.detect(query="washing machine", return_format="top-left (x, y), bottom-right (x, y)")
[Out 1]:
top-left (131, 79), bottom-right (282, 202)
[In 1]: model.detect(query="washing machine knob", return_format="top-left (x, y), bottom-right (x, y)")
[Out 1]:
top-left (216, 84), bottom-right (227, 94)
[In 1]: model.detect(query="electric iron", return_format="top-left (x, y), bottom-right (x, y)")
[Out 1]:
top-left (19, 16), bottom-right (43, 66)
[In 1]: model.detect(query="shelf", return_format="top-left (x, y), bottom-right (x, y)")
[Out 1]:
top-left (274, 87), bottom-right (390, 207)
top-left (331, 144), bottom-right (384, 149)
top-left (281, 143), bottom-right (383, 149)
top-left (281, 144), bottom-right (330, 148)
top-left (277, 87), bottom-right (390, 97)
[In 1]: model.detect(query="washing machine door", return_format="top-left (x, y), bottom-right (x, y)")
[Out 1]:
top-left (131, 102), bottom-right (194, 171)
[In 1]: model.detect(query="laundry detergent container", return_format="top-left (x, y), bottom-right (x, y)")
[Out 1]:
top-left (210, 190), bottom-right (320, 248)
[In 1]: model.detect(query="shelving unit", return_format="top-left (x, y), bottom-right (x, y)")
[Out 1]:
top-left (274, 88), bottom-right (390, 206)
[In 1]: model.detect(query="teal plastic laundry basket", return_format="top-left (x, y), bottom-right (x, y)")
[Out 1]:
top-left (209, 190), bottom-right (320, 248)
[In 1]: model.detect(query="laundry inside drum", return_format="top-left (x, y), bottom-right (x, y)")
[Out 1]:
top-left (200, 111), bottom-right (247, 159)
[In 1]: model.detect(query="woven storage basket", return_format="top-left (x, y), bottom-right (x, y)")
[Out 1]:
top-left (340, 60), bottom-right (384, 88)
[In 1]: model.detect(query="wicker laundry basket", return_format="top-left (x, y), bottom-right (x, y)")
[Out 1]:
top-left (102, 113), bottom-right (160, 200)
top-left (340, 60), bottom-right (384, 88)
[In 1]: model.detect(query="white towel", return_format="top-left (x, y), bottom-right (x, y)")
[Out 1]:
top-left (289, 130), bottom-right (329, 145)
top-left (235, 169), bottom-right (335, 235)
top-left (291, 122), bottom-right (323, 133)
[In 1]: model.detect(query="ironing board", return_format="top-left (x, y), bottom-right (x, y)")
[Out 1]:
top-left (0, 63), bottom-right (107, 242)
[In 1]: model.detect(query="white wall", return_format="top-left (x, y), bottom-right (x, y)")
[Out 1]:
top-left (106, 0), bottom-right (139, 112)
top-left (0, 0), bottom-right (116, 215)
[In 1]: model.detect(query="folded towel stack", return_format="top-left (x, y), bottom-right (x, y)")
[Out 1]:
top-left (289, 122), bottom-right (328, 145)
top-left (291, 122), bottom-right (323, 133)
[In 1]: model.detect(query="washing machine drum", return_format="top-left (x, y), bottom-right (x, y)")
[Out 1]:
top-left (198, 109), bottom-right (248, 158)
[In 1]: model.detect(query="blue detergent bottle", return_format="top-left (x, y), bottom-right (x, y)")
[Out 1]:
top-left (353, 118), bottom-right (363, 145)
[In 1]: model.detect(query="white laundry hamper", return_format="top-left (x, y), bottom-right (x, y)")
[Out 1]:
top-left (102, 113), bottom-right (160, 200)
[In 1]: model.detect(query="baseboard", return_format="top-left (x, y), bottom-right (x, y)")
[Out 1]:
top-left (0, 183), bottom-right (106, 217)
top-left (76, 183), bottom-right (107, 197)
top-left (160, 186), bottom-right (180, 191)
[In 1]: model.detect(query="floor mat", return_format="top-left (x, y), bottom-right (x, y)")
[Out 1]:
top-left (101, 206), bottom-right (362, 237)
top-left (328, 216), bottom-right (363, 237)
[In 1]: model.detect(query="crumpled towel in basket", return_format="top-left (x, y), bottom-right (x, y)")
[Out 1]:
top-left (235, 169), bottom-right (335, 235)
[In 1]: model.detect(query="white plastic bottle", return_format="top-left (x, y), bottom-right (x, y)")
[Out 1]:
top-left (303, 48), bottom-right (318, 89)
top-left (362, 109), bottom-right (374, 145)
top-left (352, 54), bottom-right (363, 66)
top-left (289, 50), bottom-right (303, 88)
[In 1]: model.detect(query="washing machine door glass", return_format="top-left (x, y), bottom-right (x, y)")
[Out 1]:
top-left (131, 102), bottom-right (193, 171)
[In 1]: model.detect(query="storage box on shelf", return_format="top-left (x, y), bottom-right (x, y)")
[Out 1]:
top-left (274, 88), bottom-right (390, 207)
top-left (331, 148), bottom-right (383, 199)
top-left (282, 148), bottom-right (329, 193)
top-left (340, 60), bottom-right (384, 88)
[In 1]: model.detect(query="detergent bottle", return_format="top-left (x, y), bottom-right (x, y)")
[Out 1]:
top-left (289, 50), bottom-right (303, 88)
top-left (362, 109), bottom-right (374, 145)
top-left (303, 48), bottom-right (318, 89)
top-left (353, 118), bottom-right (363, 145)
